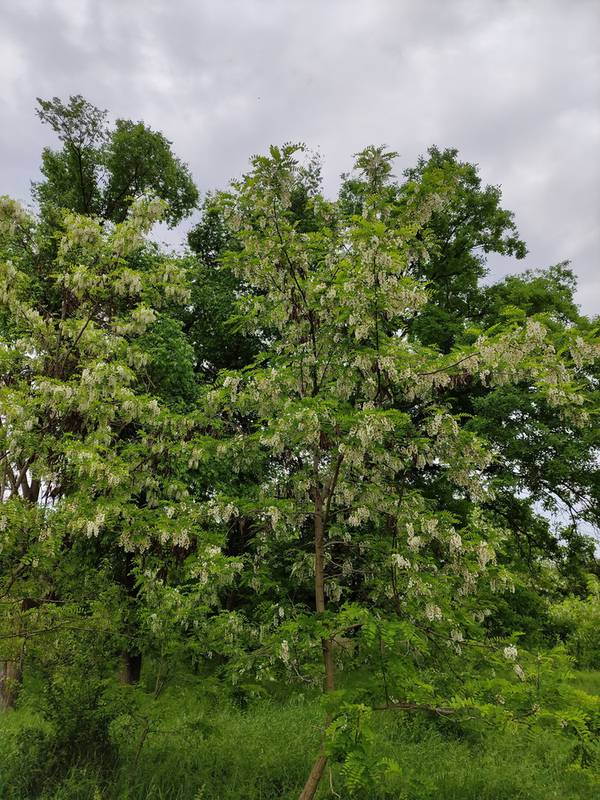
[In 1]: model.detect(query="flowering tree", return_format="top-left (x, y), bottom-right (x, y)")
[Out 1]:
top-left (204, 145), bottom-right (598, 798)
top-left (1, 126), bottom-right (597, 796)
top-left (0, 195), bottom-right (210, 704)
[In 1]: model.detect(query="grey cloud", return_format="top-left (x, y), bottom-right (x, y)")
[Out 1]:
top-left (1, 0), bottom-right (598, 312)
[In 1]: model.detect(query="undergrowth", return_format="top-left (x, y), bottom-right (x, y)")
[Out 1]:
top-left (0, 671), bottom-right (598, 800)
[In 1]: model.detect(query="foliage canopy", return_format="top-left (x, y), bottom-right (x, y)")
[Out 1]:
top-left (0, 99), bottom-right (598, 800)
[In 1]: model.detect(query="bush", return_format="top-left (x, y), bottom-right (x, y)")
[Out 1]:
top-left (550, 577), bottom-right (600, 668)
top-left (0, 663), bottom-right (134, 799)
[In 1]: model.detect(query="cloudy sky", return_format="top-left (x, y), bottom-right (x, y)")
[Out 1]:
top-left (2, 0), bottom-right (599, 313)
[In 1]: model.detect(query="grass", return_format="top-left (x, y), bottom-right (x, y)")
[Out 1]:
top-left (572, 669), bottom-right (600, 697)
top-left (0, 671), bottom-right (598, 800)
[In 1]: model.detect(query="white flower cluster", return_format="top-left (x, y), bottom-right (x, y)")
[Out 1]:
top-left (424, 603), bottom-right (443, 621)
top-left (206, 499), bottom-right (237, 525)
top-left (458, 569), bottom-right (477, 597)
top-left (391, 553), bottom-right (410, 570)
top-left (348, 506), bottom-right (370, 526)
top-left (85, 511), bottom-right (106, 538)
top-left (326, 582), bottom-right (342, 602)
top-left (0, 196), bottom-right (31, 236)
top-left (131, 305), bottom-right (157, 331)
top-left (115, 269), bottom-right (143, 296)
top-left (570, 336), bottom-right (600, 370)
top-left (422, 517), bottom-right (439, 537)
top-left (59, 215), bottom-right (101, 254)
top-left (279, 639), bottom-right (290, 664)
top-left (477, 541), bottom-right (494, 569)
top-left (449, 629), bottom-right (464, 654)
top-left (267, 506), bottom-right (282, 529)
top-left (503, 644), bottom-right (518, 662)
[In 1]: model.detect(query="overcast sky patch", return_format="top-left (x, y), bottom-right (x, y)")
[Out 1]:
top-left (1, 0), bottom-right (598, 312)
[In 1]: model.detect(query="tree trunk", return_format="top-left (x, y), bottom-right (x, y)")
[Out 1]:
top-left (1, 474), bottom-right (41, 707)
top-left (117, 551), bottom-right (142, 685)
top-left (298, 480), bottom-right (335, 800)
top-left (0, 659), bottom-right (22, 711)
top-left (314, 493), bottom-right (335, 692)
top-left (119, 650), bottom-right (142, 684)
top-left (298, 755), bottom-right (328, 800)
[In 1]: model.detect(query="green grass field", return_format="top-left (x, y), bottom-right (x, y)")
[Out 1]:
top-left (1, 671), bottom-right (598, 800)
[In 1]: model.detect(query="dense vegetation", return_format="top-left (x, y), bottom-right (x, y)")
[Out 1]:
top-left (1, 96), bottom-right (598, 799)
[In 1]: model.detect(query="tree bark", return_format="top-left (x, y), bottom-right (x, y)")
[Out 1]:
top-left (298, 475), bottom-right (335, 800)
top-left (117, 551), bottom-right (142, 685)
top-left (119, 650), bottom-right (142, 684)
top-left (1, 470), bottom-right (41, 707)
top-left (298, 755), bottom-right (328, 800)
top-left (0, 659), bottom-right (22, 711)
top-left (314, 491), bottom-right (335, 692)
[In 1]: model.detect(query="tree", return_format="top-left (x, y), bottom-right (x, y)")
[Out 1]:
top-left (34, 95), bottom-right (198, 226)
top-left (184, 195), bottom-right (261, 378)
top-left (184, 149), bottom-right (323, 378)
top-left (440, 263), bottom-right (599, 591)
top-left (341, 149), bottom-right (599, 600)
top-left (2, 106), bottom-right (598, 796)
top-left (0, 195), bottom-right (205, 704)
top-left (203, 145), bottom-right (597, 798)
top-left (2, 95), bottom-right (203, 693)
top-left (341, 146), bottom-right (528, 353)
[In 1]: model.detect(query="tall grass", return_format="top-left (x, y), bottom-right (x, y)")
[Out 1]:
top-left (1, 674), bottom-right (598, 800)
